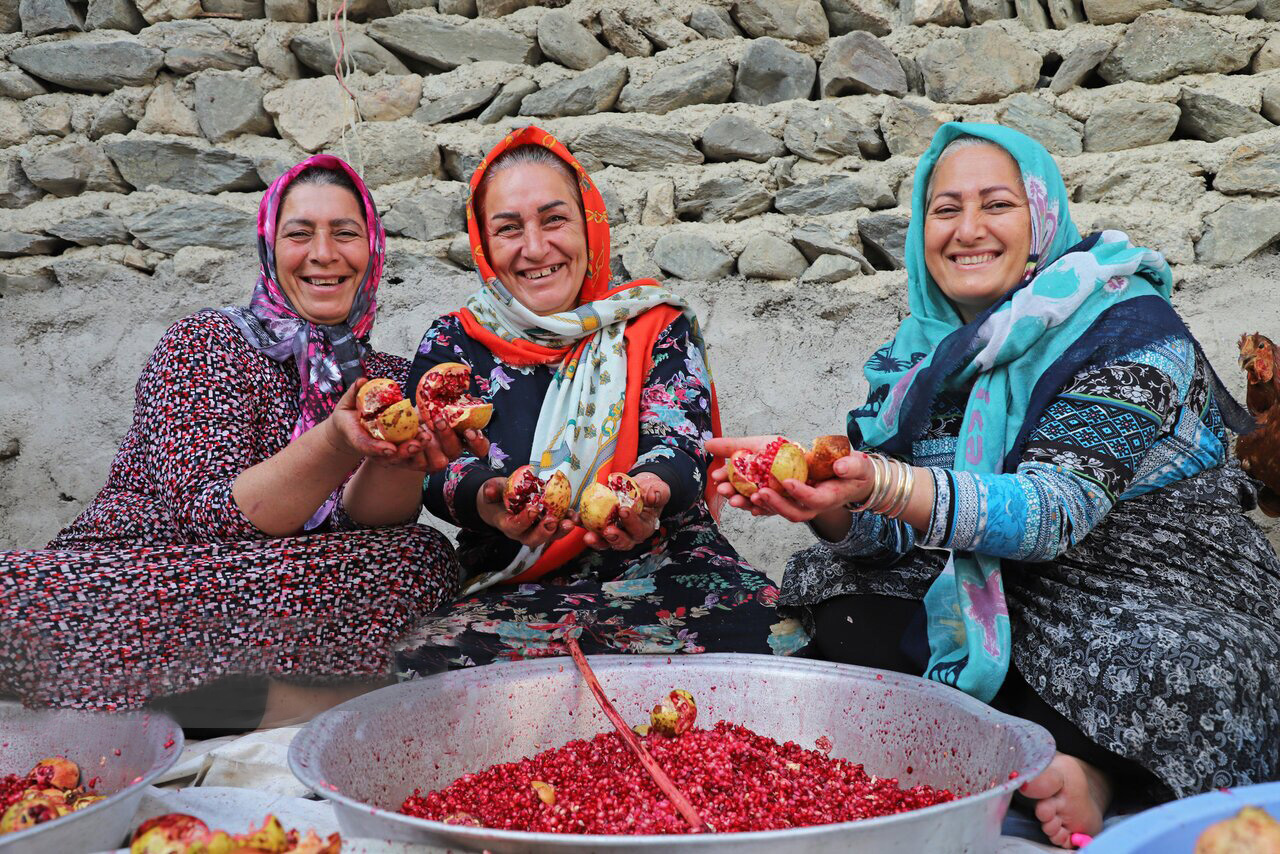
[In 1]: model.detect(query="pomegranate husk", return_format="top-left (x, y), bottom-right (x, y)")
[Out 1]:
top-left (502, 466), bottom-right (571, 521)
top-left (564, 637), bottom-right (712, 834)
top-left (727, 437), bottom-right (808, 497)
top-left (806, 435), bottom-right (853, 483)
top-left (416, 363), bottom-right (493, 431)
top-left (356, 378), bottom-right (420, 443)
top-left (579, 474), bottom-right (644, 533)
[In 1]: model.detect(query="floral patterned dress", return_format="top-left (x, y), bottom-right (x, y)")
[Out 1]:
top-left (0, 312), bottom-right (460, 711)
top-left (783, 337), bottom-right (1280, 799)
top-left (393, 313), bottom-right (808, 674)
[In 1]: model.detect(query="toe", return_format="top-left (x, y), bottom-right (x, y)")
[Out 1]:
top-left (1049, 827), bottom-right (1072, 849)
top-left (1021, 766), bottom-right (1065, 801)
top-left (1035, 794), bottom-right (1062, 825)
top-left (1041, 814), bottom-right (1063, 840)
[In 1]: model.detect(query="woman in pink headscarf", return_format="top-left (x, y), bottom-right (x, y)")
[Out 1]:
top-left (0, 155), bottom-right (480, 731)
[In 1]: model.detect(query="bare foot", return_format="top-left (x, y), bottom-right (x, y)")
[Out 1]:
top-left (1019, 752), bottom-right (1112, 848)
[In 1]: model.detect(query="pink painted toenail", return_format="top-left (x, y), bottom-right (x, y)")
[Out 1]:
top-left (1069, 832), bottom-right (1093, 847)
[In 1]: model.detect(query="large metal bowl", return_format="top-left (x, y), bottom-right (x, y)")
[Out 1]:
top-left (290, 654), bottom-right (1054, 853)
top-left (0, 706), bottom-right (183, 854)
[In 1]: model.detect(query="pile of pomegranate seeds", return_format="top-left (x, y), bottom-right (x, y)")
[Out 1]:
top-left (0, 775), bottom-right (30, 814)
top-left (400, 721), bottom-right (955, 835)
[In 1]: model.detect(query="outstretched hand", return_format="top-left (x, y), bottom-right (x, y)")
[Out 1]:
top-left (477, 477), bottom-right (577, 548)
top-left (705, 435), bottom-right (875, 522)
top-left (583, 472), bottom-right (670, 551)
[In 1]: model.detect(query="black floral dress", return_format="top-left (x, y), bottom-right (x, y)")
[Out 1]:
top-left (783, 337), bottom-right (1280, 799)
top-left (393, 314), bottom-right (808, 674)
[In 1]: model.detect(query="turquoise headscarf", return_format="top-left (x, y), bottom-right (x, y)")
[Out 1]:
top-left (850, 123), bottom-right (1176, 702)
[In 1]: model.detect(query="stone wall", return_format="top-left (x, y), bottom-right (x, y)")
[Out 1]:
top-left (4, 0), bottom-right (1280, 573)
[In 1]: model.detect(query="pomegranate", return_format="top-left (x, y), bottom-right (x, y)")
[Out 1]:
top-left (579, 473), bottom-right (645, 533)
top-left (129, 812), bottom-right (340, 854)
top-left (29, 758), bottom-right (78, 790)
top-left (356, 378), bottom-right (419, 443)
top-left (130, 814), bottom-right (212, 853)
top-left (415, 362), bottom-right (493, 431)
top-left (0, 757), bottom-right (99, 836)
top-left (727, 437), bottom-right (809, 497)
top-left (503, 465), bottom-right (571, 521)
top-left (806, 435), bottom-right (853, 483)
top-left (649, 689), bottom-right (697, 737)
top-left (0, 795), bottom-right (62, 833)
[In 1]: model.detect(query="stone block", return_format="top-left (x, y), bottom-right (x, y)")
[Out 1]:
top-left (701, 114), bottom-right (786, 162)
top-left (202, 0), bottom-right (265, 16)
top-left (819, 31), bottom-right (906, 98)
top-left (350, 72), bottom-right (422, 121)
top-left (1258, 0), bottom-right (1280, 16)
top-left (964, 0), bottom-right (1014, 21)
top-left (477, 77), bottom-right (536, 124)
top-left (785, 102), bottom-right (878, 162)
top-left (447, 232), bottom-right (474, 269)
top-left (22, 95), bottom-right (71, 137)
top-left (732, 0), bottom-right (828, 45)
top-left (677, 176), bottom-right (773, 221)
top-left (263, 75), bottom-right (349, 151)
top-left (651, 232), bottom-right (733, 280)
top-left (571, 124), bottom-right (702, 169)
top-left (905, 0), bottom-right (965, 26)
top-left (475, 0), bottom-right (534, 15)
top-left (519, 59), bottom-right (626, 117)
top-left (0, 231), bottom-right (62, 258)
top-left (1046, 0), bottom-right (1083, 26)
top-left (0, 70), bottom-right (47, 99)
top-left (918, 26), bottom-right (1039, 105)
top-left (127, 198), bottom-right (253, 252)
top-left (618, 55), bottom-right (734, 114)
top-left (995, 93), bottom-right (1083, 156)
top-left (265, 0), bottom-right (308, 20)
top-left (734, 37), bottom-right (815, 106)
top-left (539, 9), bottom-right (608, 70)
top-left (347, 120), bottom-right (440, 186)
top-left (1013, 0), bottom-right (1049, 30)
top-left (1082, 0), bottom-right (1162, 22)
top-left (801, 252), bottom-right (859, 282)
top-left (641, 180), bottom-right (675, 225)
top-left (1, 0), bottom-right (19, 30)
top-left (136, 0), bottom-right (201, 22)
top-left (10, 38), bottom-right (164, 93)
top-left (1048, 39), bottom-right (1110, 94)
top-left (440, 142), bottom-right (483, 180)
top-left (857, 212), bottom-right (907, 269)
top-left (47, 210), bottom-right (131, 245)
top-left (880, 99), bottom-right (947, 156)
top-left (21, 141), bottom-right (130, 195)
top-left (1263, 80), bottom-right (1280, 125)
top-left (738, 233), bottom-right (807, 280)
top-left (599, 8), bottom-right (651, 57)
top-left (1172, 0), bottom-right (1256, 11)
top-left (145, 21), bottom-right (257, 74)
top-left (86, 91), bottom-right (143, 140)
top-left (383, 182), bottom-right (466, 240)
top-left (415, 83), bottom-right (499, 124)
top-left (1083, 99), bottom-right (1180, 151)
top-left (0, 257), bottom-right (57, 293)
top-left (689, 4), bottom-right (740, 38)
top-left (87, 0), bottom-right (145, 29)
top-left (291, 27), bottom-right (411, 76)
top-left (0, 100), bottom-right (30, 148)
top-left (775, 173), bottom-right (893, 214)
top-left (193, 72), bottom-right (273, 142)
top-left (20, 0), bottom-right (83, 34)
top-left (104, 137), bottom-right (264, 192)
top-left (1099, 11), bottom-right (1262, 84)
top-left (630, 13), bottom-right (702, 50)
top-left (1177, 90), bottom-right (1272, 143)
top-left (367, 14), bottom-right (538, 70)
top-left (438, 0), bottom-right (473, 14)
top-left (0, 153), bottom-right (42, 208)
top-left (792, 225), bottom-right (873, 269)
top-left (315, 0), bottom-right (388, 20)
top-left (255, 22), bottom-right (304, 79)
top-left (1195, 199), bottom-right (1280, 265)
top-left (1215, 139), bottom-right (1280, 195)
top-left (1255, 33), bottom-right (1280, 73)
top-left (822, 0), bottom-right (892, 35)
top-left (138, 77), bottom-right (201, 135)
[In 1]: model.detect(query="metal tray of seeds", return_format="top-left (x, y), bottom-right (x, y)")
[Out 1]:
top-left (289, 654), bottom-right (1054, 853)
top-left (0, 705), bottom-right (183, 854)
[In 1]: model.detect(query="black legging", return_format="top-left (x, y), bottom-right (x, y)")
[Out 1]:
top-left (810, 593), bottom-right (1158, 789)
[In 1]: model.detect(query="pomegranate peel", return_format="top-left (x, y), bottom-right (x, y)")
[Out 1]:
top-left (727, 437), bottom-right (808, 497)
top-left (650, 689), bottom-right (697, 737)
top-left (416, 363), bottom-right (493, 432)
top-left (806, 435), bottom-right (853, 483)
top-left (580, 473), bottom-right (645, 533)
top-left (503, 466), bottom-right (571, 521)
top-left (356, 378), bottom-right (419, 444)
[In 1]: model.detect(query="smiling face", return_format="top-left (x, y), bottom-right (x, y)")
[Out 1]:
top-left (923, 143), bottom-right (1033, 323)
top-left (273, 182), bottom-right (371, 325)
top-left (478, 162), bottom-right (588, 317)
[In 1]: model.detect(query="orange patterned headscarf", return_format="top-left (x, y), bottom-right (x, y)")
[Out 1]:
top-left (453, 126), bottom-right (723, 585)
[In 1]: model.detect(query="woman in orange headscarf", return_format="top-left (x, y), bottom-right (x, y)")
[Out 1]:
top-left (394, 126), bottom-right (807, 672)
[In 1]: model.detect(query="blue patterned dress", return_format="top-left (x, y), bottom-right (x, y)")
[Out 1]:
top-left (393, 313), bottom-right (809, 674)
top-left (782, 337), bottom-right (1280, 799)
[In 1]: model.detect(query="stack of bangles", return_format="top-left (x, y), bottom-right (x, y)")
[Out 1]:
top-left (845, 454), bottom-right (915, 518)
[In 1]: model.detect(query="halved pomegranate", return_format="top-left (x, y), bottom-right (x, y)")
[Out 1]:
top-left (503, 465), bottom-right (571, 521)
top-left (0, 795), bottom-right (62, 833)
top-left (356, 378), bottom-right (419, 443)
top-left (727, 437), bottom-right (808, 497)
top-left (579, 473), bottom-right (645, 533)
top-left (805, 435), bottom-right (853, 483)
top-left (416, 363), bottom-right (493, 431)
top-left (650, 689), bottom-right (697, 737)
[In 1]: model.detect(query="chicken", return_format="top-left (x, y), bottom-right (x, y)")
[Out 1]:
top-left (1236, 333), bottom-right (1280, 516)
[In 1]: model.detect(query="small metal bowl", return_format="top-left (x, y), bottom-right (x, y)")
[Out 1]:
top-left (290, 653), bottom-right (1054, 853)
top-left (0, 705), bottom-right (184, 854)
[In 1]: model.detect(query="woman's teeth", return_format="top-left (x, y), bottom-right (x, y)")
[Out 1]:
top-left (303, 276), bottom-right (343, 286)
top-left (953, 253), bottom-right (998, 266)
top-left (522, 264), bottom-right (562, 280)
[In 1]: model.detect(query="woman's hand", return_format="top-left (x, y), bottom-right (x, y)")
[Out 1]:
top-left (476, 477), bottom-right (576, 548)
top-left (706, 435), bottom-right (874, 522)
top-left (583, 472), bottom-right (670, 551)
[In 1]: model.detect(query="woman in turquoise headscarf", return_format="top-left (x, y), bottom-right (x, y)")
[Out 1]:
top-left (709, 123), bottom-right (1280, 848)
